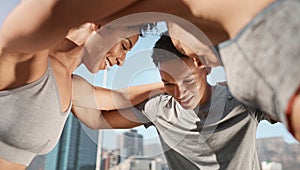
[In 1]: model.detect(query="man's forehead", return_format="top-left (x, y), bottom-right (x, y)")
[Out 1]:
top-left (159, 57), bottom-right (193, 68)
top-left (159, 59), bottom-right (194, 81)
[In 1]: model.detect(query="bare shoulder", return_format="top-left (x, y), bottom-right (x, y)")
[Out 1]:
top-left (0, 48), bottom-right (48, 91)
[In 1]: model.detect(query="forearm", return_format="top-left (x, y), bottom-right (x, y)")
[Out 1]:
top-left (0, 0), bottom-right (68, 53)
top-left (72, 106), bottom-right (112, 130)
top-left (72, 106), bottom-right (141, 129)
top-left (116, 82), bottom-right (164, 107)
top-left (0, 0), bottom-right (138, 53)
top-left (94, 82), bottom-right (164, 110)
top-left (72, 75), bottom-right (163, 110)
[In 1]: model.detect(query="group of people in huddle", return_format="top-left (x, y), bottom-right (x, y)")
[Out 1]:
top-left (0, 0), bottom-right (299, 169)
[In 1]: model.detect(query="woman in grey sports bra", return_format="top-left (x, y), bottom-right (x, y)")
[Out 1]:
top-left (0, 1), bottom-right (164, 169)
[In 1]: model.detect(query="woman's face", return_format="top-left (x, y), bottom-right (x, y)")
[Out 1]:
top-left (98, 34), bottom-right (139, 70)
top-left (66, 23), bottom-right (140, 72)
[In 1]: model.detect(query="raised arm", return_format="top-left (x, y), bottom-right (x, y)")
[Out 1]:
top-left (116, 82), bottom-right (164, 108)
top-left (0, 0), bottom-right (138, 53)
top-left (71, 106), bottom-right (141, 130)
top-left (72, 74), bottom-right (164, 110)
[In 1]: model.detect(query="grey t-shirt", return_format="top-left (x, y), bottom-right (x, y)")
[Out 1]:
top-left (132, 85), bottom-right (268, 170)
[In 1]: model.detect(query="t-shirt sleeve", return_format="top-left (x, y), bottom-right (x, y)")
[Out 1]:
top-left (130, 96), bottom-right (160, 128)
top-left (247, 107), bottom-right (277, 124)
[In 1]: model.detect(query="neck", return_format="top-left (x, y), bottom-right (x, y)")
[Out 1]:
top-left (49, 39), bottom-right (83, 74)
top-left (193, 0), bottom-right (275, 39)
top-left (199, 83), bottom-right (212, 106)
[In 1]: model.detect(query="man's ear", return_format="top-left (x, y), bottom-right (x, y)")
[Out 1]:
top-left (193, 57), bottom-right (211, 74)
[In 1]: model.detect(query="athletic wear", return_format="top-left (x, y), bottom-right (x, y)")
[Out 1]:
top-left (132, 85), bottom-right (268, 170)
top-left (0, 64), bottom-right (70, 166)
top-left (219, 0), bottom-right (300, 126)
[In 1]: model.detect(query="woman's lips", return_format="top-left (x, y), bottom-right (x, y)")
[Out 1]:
top-left (106, 58), bottom-right (113, 66)
top-left (104, 58), bottom-right (111, 69)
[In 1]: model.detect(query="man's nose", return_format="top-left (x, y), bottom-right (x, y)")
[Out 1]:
top-left (173, 85), bottom-right (186, 99)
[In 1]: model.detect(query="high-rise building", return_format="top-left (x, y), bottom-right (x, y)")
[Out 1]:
top-left (118, 129), bottom-right (143, 160)
top-left (110, 156), bottom-right (169, 170)
top-left (101, 149), bottom-right (121, 170)
top-left (256, 137), bottom-right (300, 170)
top-left (144, 143), bottom-right (167, 163)
top-left (28, 114), bottom-right (99, 170)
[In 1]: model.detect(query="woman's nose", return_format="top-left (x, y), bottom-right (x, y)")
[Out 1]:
top-left (117, 53), bottom-right (126, 66)
top-left (116, 58), bottom-right (124, 66)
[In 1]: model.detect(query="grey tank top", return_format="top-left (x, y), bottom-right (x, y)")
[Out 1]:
top-left (0, 62), bottom-right (71, 166)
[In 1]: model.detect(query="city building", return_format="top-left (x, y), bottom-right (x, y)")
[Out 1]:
top-left (101, 149), bottom-right (121, 170)
top-left (118, 129), bottom-right (144, 160)
top-left (256, 137), bottom-right (300, 170)
top-left (27, 128), bottom-right (300, 170)
top-left (28, 114), bottom-right (99, 170)
top-left (110, 156), bottom-right (169, 170)
top-left (144, 143), bottom-right (167, 162)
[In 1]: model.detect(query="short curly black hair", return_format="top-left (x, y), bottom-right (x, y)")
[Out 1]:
top-left (151, 32), bottom-right (189, 67)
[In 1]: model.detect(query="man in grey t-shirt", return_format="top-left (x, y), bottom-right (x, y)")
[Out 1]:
top-left (100, 34), bottom-right (272, 169)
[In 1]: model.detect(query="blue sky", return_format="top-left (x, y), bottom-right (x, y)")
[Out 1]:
top-left (1, 0), bottom-right (298, 150)
top-left (0, 0), bottom-right (20, 27)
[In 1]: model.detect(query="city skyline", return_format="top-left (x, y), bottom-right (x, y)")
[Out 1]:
top-left (31, 114), bottom-right (98, 170)
top-left (27, 126), bottom-right (300, 169)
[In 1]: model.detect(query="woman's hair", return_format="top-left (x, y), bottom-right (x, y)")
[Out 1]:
top-left (151, 32), bottom-right (189, 67)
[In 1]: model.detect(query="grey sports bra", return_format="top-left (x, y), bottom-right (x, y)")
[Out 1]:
top-left (0, 63), bottom-right (71, 166)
